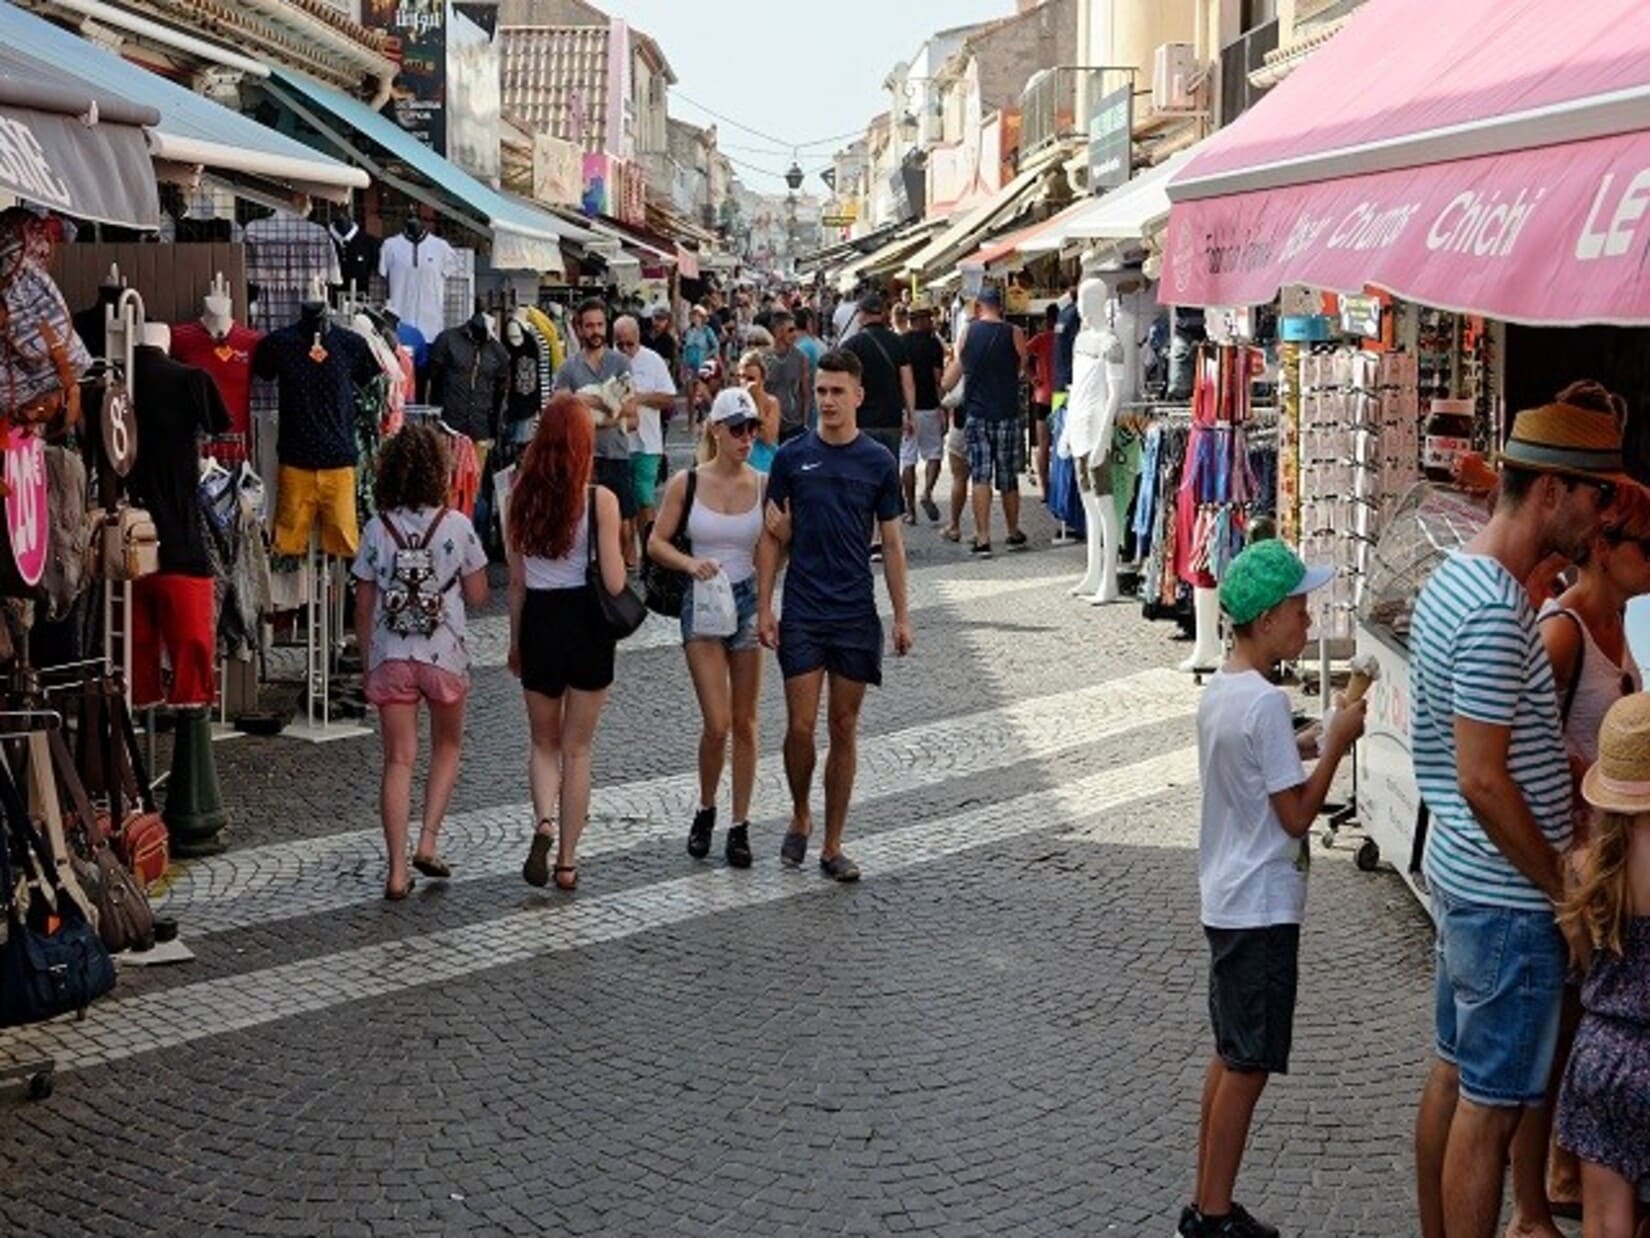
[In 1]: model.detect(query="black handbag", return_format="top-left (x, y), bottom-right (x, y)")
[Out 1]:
top-left (641, 467), bottom-right (696, 618)
top-left (586, 488), bottom-right (647, 640)
top-left (0, 761), bottom-right (116, 1028)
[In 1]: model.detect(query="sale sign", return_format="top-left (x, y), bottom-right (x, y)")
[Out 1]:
top-left (5, 427), bottom-right (47, 587)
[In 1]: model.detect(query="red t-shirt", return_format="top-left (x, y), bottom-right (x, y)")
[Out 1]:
top-left (1026, 330), bottom-right (1056, 405)
top-left (169, 320), bottom-right (264, 438)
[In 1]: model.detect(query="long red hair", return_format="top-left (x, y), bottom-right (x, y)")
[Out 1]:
top-left (509, 392), bottom-right (593, 559)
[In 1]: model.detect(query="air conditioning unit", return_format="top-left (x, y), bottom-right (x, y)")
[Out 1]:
top-left (1153, 42), bottom-right (1200, 113)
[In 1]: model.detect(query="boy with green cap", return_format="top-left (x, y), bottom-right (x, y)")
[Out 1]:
top-left (1179, 539), bottom-right (1367, 1238)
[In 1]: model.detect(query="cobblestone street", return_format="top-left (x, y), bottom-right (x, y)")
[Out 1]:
top-left (0, 498), bottom-right (1441, 1237)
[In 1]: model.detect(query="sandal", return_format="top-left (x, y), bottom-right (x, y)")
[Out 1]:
top-left (384, 875), bottom-right (417, 901)
top-left (780, 830), bottom-right (808, 867)
top-left (818, 854), bottom-right (861, 883)
top-left (942, 527), bottom-right (961, 543)
top-left (921, 498), bottom-right (941, 522)
top-left (411, 853), bottom-right (452, 879)
top-left (553, 864), bottom-right (579, 891)
top-left (523, 821), bottom-right (554, 888)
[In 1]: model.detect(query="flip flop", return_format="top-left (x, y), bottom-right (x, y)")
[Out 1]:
top-left (411, 853), bottom-right (451, 879)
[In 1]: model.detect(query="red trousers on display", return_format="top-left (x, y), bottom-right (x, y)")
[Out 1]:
top-left (133, 573), bottom-right (216, 707)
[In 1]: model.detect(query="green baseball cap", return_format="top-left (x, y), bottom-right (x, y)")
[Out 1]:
top-left (1218, 539), bottom-right (1334, 626)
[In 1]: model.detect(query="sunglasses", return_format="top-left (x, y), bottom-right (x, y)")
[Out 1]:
top-left (721, 421), bottom-right (758, 439)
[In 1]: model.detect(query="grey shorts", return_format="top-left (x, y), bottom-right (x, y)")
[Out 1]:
top-left (1206, 923), bottom-right (1300, 1075)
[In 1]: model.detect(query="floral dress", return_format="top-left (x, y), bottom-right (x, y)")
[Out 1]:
top-left (1557, 916), bottom-right (1650, 1191)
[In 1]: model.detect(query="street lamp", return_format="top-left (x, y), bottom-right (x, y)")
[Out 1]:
top-left (784, 158), bottom-right (804, 191)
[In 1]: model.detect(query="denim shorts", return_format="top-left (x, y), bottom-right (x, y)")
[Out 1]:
top-left (1432, 887), bottom-right (1567, 1107)
top-left (777, 613), bottom-right (883, 686)
top-left (680, 575), bottom-right (758, 652)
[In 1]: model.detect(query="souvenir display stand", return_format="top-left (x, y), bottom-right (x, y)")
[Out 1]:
top-left (1350, 481), bottom-right (1489, 913)
top-left (282, 527), bottom-right (368, 744)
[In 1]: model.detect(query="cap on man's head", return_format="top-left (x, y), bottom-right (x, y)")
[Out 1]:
top-left (708, 387), bottom-right (759, 428)
top-left (1218, 539), bottom-right (1334, 627)
top-left (977, 285), bottom-right (1004, 308)
top-left (857, 291), bottom-right (887, 316)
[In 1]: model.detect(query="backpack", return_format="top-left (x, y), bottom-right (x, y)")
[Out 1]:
top-left (381, 508), bottom-right (457, 638)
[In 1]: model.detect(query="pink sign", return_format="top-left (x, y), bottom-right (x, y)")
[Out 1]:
top-left (4, 427), bottom-right (46, 587)
top-left (1162, 128), bottom-right (1650, 325)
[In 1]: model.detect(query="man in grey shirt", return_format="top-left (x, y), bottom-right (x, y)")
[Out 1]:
top-left (764, 309), bottom-right (811, 444)
top-left (553, 297), bottom-right (638, 562)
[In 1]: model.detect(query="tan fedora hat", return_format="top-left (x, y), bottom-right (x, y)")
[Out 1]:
top-left (1497, 402), bottom-right (1632, 486)
top-left (1581, 693), bottom-right (1650, 814)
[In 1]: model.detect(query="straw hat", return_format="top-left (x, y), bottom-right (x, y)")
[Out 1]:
top-left (1497, 402), bottom-right (1631, 485)
top-left (1581, 693), bottom-right (1650, 814)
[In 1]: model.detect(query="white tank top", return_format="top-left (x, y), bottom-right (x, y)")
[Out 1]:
top-left (523, 511), bottom-right (589, 589)
top-left (1539, 600), bottom-right (1642, 764)
top-left (685, 475), bottom-right (763, 584)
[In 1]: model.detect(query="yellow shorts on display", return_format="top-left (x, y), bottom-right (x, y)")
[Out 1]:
top-left (273, 464), bottom-right (359, 558)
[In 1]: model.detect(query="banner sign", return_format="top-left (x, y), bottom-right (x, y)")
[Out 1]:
top-left (1088, 85), bottom-right (1133, 194)
top-left (365, 0), bottom-right (447, 151)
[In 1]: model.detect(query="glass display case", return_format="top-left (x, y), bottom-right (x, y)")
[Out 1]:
top-left (1359, 481), bottom-right (1490, 647)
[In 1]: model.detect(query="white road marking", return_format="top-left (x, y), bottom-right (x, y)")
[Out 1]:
top-left (0, 746), bottom-right (1199, 1072)
top-left (156, 668), bottom-right (1198, 934)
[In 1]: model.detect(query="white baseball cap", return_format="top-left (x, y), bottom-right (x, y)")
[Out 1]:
top-left (708, 387), bottom-right (759, 428)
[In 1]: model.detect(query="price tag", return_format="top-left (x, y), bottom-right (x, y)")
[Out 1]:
top-left (4, 428), bottom-right (47, 587)
top-left (101, 379), bottom-right (138, 477)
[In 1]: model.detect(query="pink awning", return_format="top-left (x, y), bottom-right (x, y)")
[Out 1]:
top-left (1162, 0), bottom-right (1650, 324)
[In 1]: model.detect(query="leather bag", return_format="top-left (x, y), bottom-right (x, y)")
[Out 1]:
top-left (91, 505), bottom-right (158, 582)
top-left (585, 488), bottom-right (647, 640)
top-left (42, 730), bottom-right (152, 954)
top-left (641, 467), bottom-right (695, 618)
top-left (0, 761), bottom-right (115, 1028)
top-left (76, 677), bottom-right (168, 888)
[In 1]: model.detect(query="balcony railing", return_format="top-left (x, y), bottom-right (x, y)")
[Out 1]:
top-left (1219, 19), bottom-right (1279, 126)
top-left (1020, 67), bottom-right (1133, 157)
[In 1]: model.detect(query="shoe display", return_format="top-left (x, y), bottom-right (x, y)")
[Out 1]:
top-left (687, 805), bottom-right (715, 859)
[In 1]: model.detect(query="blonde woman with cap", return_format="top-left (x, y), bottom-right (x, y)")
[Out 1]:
top-left (648, 386), bottom-right (767, 869)
top-left (1553, 693), bottom-right (1650, 1238)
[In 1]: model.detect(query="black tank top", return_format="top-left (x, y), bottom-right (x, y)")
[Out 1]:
top-left (962, 320), bottom-right (1019, 423)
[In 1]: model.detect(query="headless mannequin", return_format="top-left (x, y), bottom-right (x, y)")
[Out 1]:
top-left (1066, 274), bottom-right (1124, 603)
top-left (201, 287), bottom-right (233, 339)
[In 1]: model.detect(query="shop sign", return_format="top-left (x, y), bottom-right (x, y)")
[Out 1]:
top-left (1339, 293), bottom-right (1383, 337)
top-left (365, 0), bottom-right (448, 152)
top-left (822, 215), bottom-right (856, 228)
top-left (4, 428), bottom-right (45, 588)
top-left (1088, 85), bottom-right (1133, 194)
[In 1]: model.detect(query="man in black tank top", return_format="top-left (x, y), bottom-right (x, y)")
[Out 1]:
top-left (941, 286), bottom-right (1028, 557)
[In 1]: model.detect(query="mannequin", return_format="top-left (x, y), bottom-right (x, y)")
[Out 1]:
top-left (328, 210), bottom-right (381, 297)
top-left (73, 264), bottom-right (125, 359)
top-left (252, 285), bottom-right (378, 558)
top-left (379, 213), bottom-right (456, 342)
top-left (170, 273), bottom-right (263, 444)
top-left (429, 310), bottom-right (508, 465)
top-left (503, 307), bottom-right (542, 446)
top-left (1065, 266), bottom-right (1125, 604)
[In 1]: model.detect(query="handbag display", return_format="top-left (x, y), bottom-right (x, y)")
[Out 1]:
top-left (76, 676), bottom-right (169, 888)
top-left (43, 730), bottom-right (152, 954)
top-left (641, 467), bottom-right (696, 618)
top-left (0, 761), bottom-right (115, 1028)
top-left (89, 505), bottom-right (159, 582)
top-left (585, 487), bottom-right (647, 640)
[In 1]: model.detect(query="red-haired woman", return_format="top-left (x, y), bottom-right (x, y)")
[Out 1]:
top-left (506, 393), bottom-right (629, 891)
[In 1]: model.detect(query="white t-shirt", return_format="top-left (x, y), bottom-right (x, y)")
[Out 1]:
top-left (379, 233), bottom-right (458, 342)
top-left (625, 343), bottom-right (676, 456)
top-left (1197, 669), bottom-right (1309, 929)
top-left (351, 507), bottom-right (488, 673)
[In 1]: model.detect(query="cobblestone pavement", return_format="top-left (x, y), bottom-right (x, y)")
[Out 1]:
top-left (0, 474), bottom-right (1458, 1236)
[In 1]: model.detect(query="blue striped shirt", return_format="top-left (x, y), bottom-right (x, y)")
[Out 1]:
top-left (1409, 551), bottom-right (1571, 910)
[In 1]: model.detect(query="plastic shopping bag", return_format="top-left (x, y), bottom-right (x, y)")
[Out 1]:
top-left (691, 571), bottom-right (738, 638)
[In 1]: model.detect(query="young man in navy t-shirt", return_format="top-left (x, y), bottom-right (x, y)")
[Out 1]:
top-left (757, 349), bottom-right (914, 882)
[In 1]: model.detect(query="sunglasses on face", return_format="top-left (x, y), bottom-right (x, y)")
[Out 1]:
top-left (722, 421), bottom-right (758, 439)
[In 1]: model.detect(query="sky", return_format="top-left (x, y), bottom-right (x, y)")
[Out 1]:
top-left (606, 0), bottom-right (1016, 195)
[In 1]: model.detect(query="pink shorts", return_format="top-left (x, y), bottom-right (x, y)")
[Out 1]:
top-left (366, 659), bottom-right (469, 707)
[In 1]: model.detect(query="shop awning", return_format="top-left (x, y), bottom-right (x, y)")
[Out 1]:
top-left (0, 40), bottom-right (159, 228)
top-left (836, 219), bottom-right (945, 291)
top-left (1162, 0), bottom-right (1650, 325)
top-left (264, 69), bottom-right (577, 274)
top-left (0, 3), bottom-right (365, 208)
top-left (1023, 148), bottom-right (1199, 256)
top-left (901, 142), bottom-right (1075, 282)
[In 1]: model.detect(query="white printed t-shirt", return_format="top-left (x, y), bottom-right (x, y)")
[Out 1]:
top-left (1197, 668), bottom-right (1309, 929)
top-left (625, 343), bottom-right (676, 456)
top-left (351, 506), bottom-right (487, 673)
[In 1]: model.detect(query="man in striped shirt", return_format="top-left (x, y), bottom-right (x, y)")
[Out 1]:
top-left (1409, 401), bottom-right (1625, 1238)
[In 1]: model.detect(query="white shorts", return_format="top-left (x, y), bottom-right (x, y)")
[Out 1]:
top-left (899, 409), bottom-right (945, 467)
top-left (944, 424), bottom-right (967, 460)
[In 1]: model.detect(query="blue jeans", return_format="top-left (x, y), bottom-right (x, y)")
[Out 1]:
top-left (1432, 887), bottom-right (1566, 1106)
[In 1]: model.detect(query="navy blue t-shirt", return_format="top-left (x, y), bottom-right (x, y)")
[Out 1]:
top-left (768, 430), bottom-right (902, 628)
top-left (253, 324), bottom-right (378, 470)
top-left (1054, 299), bottom-right (1080, 394)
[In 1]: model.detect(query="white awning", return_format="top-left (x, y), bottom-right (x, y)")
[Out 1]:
top-left (1020, 148), bottom-right (1198, 254)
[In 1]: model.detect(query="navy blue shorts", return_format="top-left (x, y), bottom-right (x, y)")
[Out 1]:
top-left (777, 615), bottom-right (883, 686)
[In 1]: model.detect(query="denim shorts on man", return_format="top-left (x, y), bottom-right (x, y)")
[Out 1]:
top-left (777, 613), bottom-right (883, 686)
top-left (1205, 923), bottom-right (1300, 1074)
top-left (680, 576), bottom-right (758, 652)
top-left (1432, 887), bottom-right (1567, 1106)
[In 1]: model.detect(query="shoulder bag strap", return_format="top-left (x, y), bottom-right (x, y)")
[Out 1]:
top-left (1538, 608), bottom-right (1587, 726)
top-left (677, 468), bottom-right (698, 551)
top-left (586, 487), bottom-right (598, 572)
top-left (108, 684), bottom-right (156, 814)
top-left (25, 730), bottom-right (95, 925)
top-left (48, 728), bottom-right (104, 847)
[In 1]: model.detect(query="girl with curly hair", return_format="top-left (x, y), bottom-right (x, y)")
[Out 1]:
top-left (507, 393), bottom-right (628, 892)
top-left (352, 423), bottom-right (489, 900)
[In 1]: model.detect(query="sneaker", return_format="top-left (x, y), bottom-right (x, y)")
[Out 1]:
top-left (1006, 530), bottom-right (1028, 549)
top-left (1205, 1204), bottom-right (1278, 1238)
top-left (1176, 1205), bottom-right (1202, 1237)
top-left (725, 823), bottom-right (752, 869)
top-left (970, 541), bottom-right (993, 559)
top-left (687, 806), bottom-right (715, 859)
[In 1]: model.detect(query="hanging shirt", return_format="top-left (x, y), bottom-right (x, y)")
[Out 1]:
top-left (329, 221), bottom-right (381, 296)
top-left (505, 325), bottom-right (542, 426)
top-left (129, 346), bottom-right (231, 577)
top-left (379, 232), bottom-right (457, 342)
top-left (428, 326), bottom-right (509, 442)
top-left (395, 320), bottom-right (429, 370)
top-left (252, 323), bottom-right (378, 470)
top-left (168, 320), bottom-right (263, 439)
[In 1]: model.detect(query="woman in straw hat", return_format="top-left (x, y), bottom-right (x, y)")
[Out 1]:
top-left (1553, 693), bottom-right (1650, 1237)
